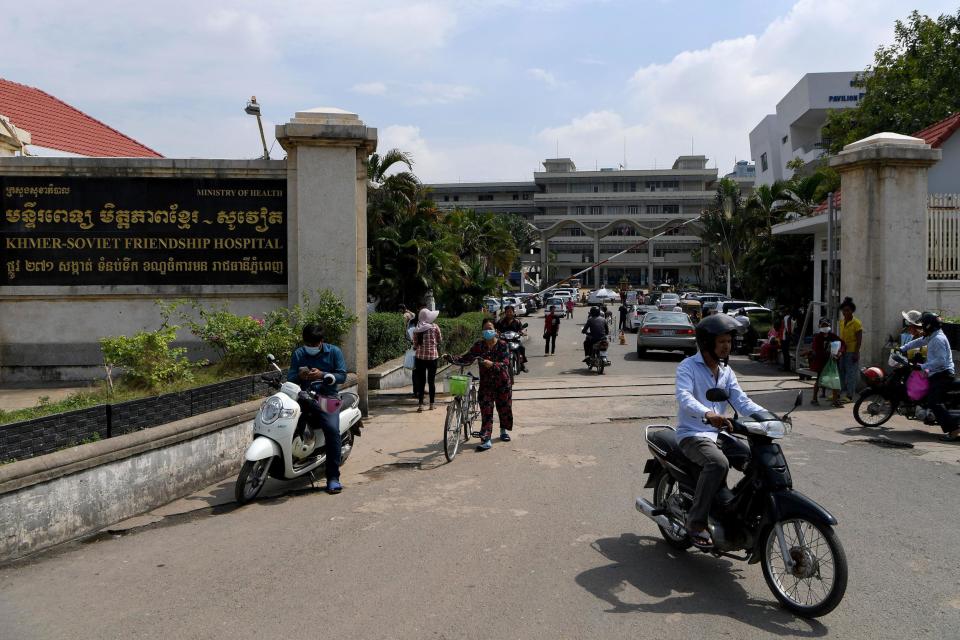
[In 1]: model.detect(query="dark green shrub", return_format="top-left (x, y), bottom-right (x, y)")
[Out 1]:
top-left (366, 311), bottom-right (489, 368)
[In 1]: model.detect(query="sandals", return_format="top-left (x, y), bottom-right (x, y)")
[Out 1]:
top-left (689, 528), bottom-right (713, 549)
top-left (939, 432), bottom-right (960, 442)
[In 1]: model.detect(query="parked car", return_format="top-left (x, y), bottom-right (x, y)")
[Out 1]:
top-left (657, 293), bottom-right (681, 311)
top-left (543, 296), bottom-right (566, 314)
top-left (626, 304), bottom-right (660, 331)
top-left (694, 293), bottom-right (731, 305)
top-left (718, 300), bottom-right (760, 315)
top-left (483, 297), bottom-right (502, 315)
top-left (501, 296), bottom-right (530, 316)
top-left (636, 311), bottom-right (697, 356)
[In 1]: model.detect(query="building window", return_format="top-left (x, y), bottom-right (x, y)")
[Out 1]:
top-left (574, 206), bottom-right (585, 215)
top-left (590, 206), bottom-right (602, 215)
top-left (453, 195), bottom-right (459, 202)
top-left (593, 185), bottom-right (600, 193)
top-left (612, 182), bottom-right (620, 192)
top-left (662, 204), bottom-right (679, 214)
top-left (645, 181), bottom-right (657, 192)
top-left (630, 182), bottom-right (637, 192)
top-left (522, 192), bottom-right (532, 200)
top-left (512, 193), bottom-right (519, 200)
top-left (646, 205), bottom-right (660, 214)
top-left (608, 206), bottom-right (623, 216)
top-left (443, 195), bottom-right (449, 202)
top-left (478, 194), bottom-right (494, 201)
top-left (760, 153), bottom-right (768, 172)
top-left (567, 227), bottom-right (585, 236)
top-left (628, 205), bottom-right (639, 215)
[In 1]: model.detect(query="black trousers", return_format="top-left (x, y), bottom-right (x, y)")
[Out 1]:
top-left (926, 371), bottom-right (958, 433)
top-left (619, 315), bottom-right (626, 330)
top-left (781, 335), bottom-right (792, 371)
top-left (413, 357), bottom-right (438, 404)
top-left (544, 332), bottom-right (557, 354)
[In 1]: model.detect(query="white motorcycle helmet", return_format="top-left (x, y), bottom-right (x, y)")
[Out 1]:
top-left (292, 427), bottom-right (316, 460)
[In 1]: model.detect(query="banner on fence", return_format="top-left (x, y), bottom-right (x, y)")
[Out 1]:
top-left (1, 176), bottom-right (287, 286)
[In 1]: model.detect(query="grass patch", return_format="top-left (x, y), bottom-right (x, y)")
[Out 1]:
top-left (0, 363), bottom-right (259, 427)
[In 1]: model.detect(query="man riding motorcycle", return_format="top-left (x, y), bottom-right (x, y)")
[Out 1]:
top-left (495, 305), bottom-right (528, 373)
top-left (900, 311), bottom-right (960, 442)
top-left (675, 313), bottom-right (765, 548)
top-left (582, 306), bottom-right (609, 360)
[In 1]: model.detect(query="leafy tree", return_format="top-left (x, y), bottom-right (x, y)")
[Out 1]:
top-left (822, 9), bottom-right (960, 152)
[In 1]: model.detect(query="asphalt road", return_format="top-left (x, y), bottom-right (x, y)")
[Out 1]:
top-left (1, 316), bottom-right (959, 639)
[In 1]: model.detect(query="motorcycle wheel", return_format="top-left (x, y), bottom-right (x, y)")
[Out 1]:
top-left (761, 519), bottom-right (848, 618)
top-left (853, 391), bottom-right (895, 427)
top-left (235, 458), bottom-right (271, 505)
top-left (598, 360), bottom-right (605, 375)
top-left (653, 474), bottom-right (691, 550)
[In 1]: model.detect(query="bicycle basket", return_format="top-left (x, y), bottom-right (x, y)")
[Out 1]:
top-left (448, 375), bottom-right (469, 397)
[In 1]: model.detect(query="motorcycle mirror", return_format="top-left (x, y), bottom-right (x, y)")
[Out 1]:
top-left (794, 390), bottom-right (803, 408)
top-left (521, 323), bottom-right (528, 329)
top-left (705, 388), bottom-right (729, 402)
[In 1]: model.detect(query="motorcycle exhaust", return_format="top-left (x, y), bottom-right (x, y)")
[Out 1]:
top-left (635, 497), bottom-right (673, 529)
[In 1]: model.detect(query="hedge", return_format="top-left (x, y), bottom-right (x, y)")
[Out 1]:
top-left (367, 311), bottom-right (489, 368)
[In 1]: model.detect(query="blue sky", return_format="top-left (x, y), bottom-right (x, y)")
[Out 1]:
top-left (2, 0), bottom-right (957, 181)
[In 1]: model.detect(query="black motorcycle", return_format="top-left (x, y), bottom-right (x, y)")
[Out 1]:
top-left (854, 350), bottom-right (960, 427)
top-left (586, 337), bottom-right (610, 375)
top-left (636, 389), bottom-right (847, 618)
top-left (501, 323), bottom-right (528, 383)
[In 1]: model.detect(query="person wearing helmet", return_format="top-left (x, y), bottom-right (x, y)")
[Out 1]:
top-left (675, 313), bottom-right (765, 548)
top-left (582, 306), bottom-right (608, 359)
top-left (900, 312), bottom-right (960, 441)
top-left (900, 309), bottom-right (926, 360)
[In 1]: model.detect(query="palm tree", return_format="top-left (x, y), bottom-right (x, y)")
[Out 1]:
top-left (746, 180), bottom-right (793, 231)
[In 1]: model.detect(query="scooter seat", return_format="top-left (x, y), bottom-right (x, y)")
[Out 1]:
top-left (647, 428), bottom-right (751, 475)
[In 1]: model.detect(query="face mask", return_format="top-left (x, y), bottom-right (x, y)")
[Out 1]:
top-left (819, 327), bottom-right (830, 334)
top-left (482, 329), bottom-right (497, 341)
top-left (303, 345), bottom-right (321, 355)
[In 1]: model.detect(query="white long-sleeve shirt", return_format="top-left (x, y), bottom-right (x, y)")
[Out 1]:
top-left (675, 352), bottom-right (764, 443)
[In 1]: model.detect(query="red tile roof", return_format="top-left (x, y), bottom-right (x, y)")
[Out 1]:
top-left (0, 78), bottom-right (162, 158)
top-left (811, 112), bottom-right (959, 213)
top-left (912, 112), bottom-right (960, 149)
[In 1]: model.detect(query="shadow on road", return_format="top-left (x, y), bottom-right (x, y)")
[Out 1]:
top-left (575, 533), bottom-right (828, 636)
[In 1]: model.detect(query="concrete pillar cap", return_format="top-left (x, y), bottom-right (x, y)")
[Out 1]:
top-left (842, 132), bottom-right (928, 152)
top-left (291, 108), bottom-right (361, 126)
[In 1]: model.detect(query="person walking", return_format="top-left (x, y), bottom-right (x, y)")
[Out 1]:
top-left (412, 308), bottom-right (442, 412)
top-left (453, 318), bottom-right (513, 451)
top-left (566, 298), bottom-right (575, 320)
top-left (780, 308), bottom-right (794, 372)
top-left (544, 304), bottom-right (561, 355)
top-left (837, 297), bottom-right (863, 402)
top-left (809, 318), bottom-right (844, 407)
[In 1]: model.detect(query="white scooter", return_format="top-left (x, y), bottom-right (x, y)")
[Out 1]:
top-left (235, 355), bottom-right (363, 504)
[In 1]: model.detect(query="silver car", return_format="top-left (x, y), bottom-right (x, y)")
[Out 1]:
top-left (637, 311), bottom-right (697, 357)
top-left (626, 304), bottom-right (659, 331)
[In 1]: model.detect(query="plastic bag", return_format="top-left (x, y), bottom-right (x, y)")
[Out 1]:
top-left (403, 349), bottom-right (416, 370)
top-left (829, 340), bottom-right (842, 356)
top-left (906, 369), bottom-right (930, 401)
top-left (819, 358), bottom-right (842, 390)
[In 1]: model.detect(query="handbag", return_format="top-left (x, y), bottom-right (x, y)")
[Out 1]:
top-left (906, 369), bottom-right (930, 401)
top-left (819, 358), bottom-right (842, 390)
top-left (403, 348), bottom-right (416, 369)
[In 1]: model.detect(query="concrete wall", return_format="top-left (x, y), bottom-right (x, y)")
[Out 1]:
top-left (0, 402), bottom-right (257, 562)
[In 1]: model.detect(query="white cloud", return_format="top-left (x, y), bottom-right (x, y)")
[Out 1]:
top-left (536, 0), bottom-right (960, 173)
top-left (351, 82), bottom-right (388, 96)
top-left (527, 68), bottom-right (565, 89)
top-left (408, 83), bottom-right (479, 105)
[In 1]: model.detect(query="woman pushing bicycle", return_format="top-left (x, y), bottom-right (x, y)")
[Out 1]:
top-left (449, 317), bottom-right (514, 451)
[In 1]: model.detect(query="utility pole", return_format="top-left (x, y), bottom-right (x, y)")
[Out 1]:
top-left (826, 191), bottom-right (837, 326)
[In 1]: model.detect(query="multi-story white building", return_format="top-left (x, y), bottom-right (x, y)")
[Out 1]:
top-left (429, 155), bottom-right (720, 288)
top-left (750, 72), bottom-right (862, 186)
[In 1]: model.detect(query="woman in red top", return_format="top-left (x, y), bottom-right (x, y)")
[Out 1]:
top-left (412, 308), bottom-right (442, 412)
top-left (543, 304), bottom-right (561, 355)
top-left (809, 317), bottom-right (844, 407)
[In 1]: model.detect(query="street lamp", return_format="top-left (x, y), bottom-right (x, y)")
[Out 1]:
top-left (245, 96), bottom-right (270, 160)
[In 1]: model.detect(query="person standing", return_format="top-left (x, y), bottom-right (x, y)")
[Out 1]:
top-left (543, 304), bottom-right (561, 355)
top-left (780, 308), bottom-right (793, 372)
top-left (618, 302), bottom-right (628, 332)
top-left (900, 312), bottom-right (960, 442)
top-left (566, 298), bottom-right (575, 320)
top-left (452, 318), bottom-right (513, 451)
top-left (809, 318), bottom-right (844, 407)
top-left (837, 297), bottom-right (863, 402)
top-left (412, 308), bottom-right (442, 412)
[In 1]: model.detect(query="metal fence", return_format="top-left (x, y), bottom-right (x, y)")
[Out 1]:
top-left (928, 193), bottom-right (960, 280)
top-left (0, 372), bottom-right (279, 463)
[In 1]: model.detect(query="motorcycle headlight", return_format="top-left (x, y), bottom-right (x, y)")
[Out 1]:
top-left (762, 420), bottom-right (788, 438)
top-left (260, 396), bottom-right (284, 424)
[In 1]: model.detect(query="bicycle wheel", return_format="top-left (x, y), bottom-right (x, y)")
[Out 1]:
top-left (464, 385), bottom-right (478, 439)
top-left (444, 398), bottom-right (463, 461)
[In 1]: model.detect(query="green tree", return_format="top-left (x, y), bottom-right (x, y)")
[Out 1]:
top-left (822, 9), bottom-right (960, 152)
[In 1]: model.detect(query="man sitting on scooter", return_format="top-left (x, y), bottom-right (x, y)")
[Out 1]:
top-left (900, 312), bottom-right (960, 442)
top-left (675, 313), bottom-right (765, 549)
top-left (495, 305), bottom-right (528, 372)
top-left (582, 306), bottom-right (609, 360)
top-left (288, 323), bottom-right (348, 494)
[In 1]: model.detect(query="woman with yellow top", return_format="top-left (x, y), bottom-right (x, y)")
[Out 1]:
top-left (837, 297), bottom-right (863, 402)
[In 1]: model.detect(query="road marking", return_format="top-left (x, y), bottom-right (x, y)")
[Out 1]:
top-left (544, 361), bottom-right (555, 367)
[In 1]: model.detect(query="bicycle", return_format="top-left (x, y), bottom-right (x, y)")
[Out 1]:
top-left (442, 359), bottom-right (481, 461)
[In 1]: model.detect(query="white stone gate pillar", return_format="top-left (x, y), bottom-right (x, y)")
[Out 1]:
top-left (276, 108), bottom-right (377, 412)
top-left (830, 133), bottom-right (940, 365)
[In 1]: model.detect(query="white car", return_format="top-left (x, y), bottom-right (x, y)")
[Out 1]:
top-left (626, 304), bottom-right (660, 331)
top-left (657, 293), bottom-right (681, 310)
top-left (483, 297), bottom-right (502, 314)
